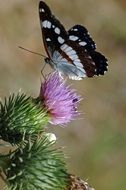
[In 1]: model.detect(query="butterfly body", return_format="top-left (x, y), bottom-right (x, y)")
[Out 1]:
top-left (39, 1), bottom-right (108, 80)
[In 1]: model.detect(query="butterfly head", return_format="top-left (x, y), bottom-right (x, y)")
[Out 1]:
top-left (45, 57), bottom-right (50, 64)
top-left (45, 57), bottom-right (54, 68)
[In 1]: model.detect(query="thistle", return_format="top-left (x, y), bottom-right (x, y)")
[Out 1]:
top-left (1, 138), bottom-right (95, 190)
top-left (0, 72), bottom-right (94, 190)
top-left (39, 72), bottom-right (81, 125)
top-left (0, 93), bottom-right (48, 145)
top-left (3, 137), bottom-right (69, 190)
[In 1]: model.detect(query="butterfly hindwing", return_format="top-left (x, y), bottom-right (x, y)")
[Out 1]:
top-left (68, 25), bottom-right (108, 76)
top-left (89, 51), bottom-right (108, 75)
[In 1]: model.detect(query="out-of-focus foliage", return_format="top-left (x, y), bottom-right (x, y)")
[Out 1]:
top-left (0, 0), bottom-right (126, 190)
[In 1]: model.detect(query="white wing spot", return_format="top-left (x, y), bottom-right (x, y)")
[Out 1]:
top-left (69, 76), bottom-right (83, 80)
top-left (69, 35), bottom-right (79, 41)
top-left (69, 54), bottom-right (78, 60)
top-left (65, 46), bottom-right (73, 52)
top-left (42, 20), bottom-right (47, 28)
top-left (40, 8), bottom-right (45, 13)
top-left (46, 38), bottom-right (51, 41)
top-left (60, 58), bottom-right (67, 62)
top-left (67, 50), bottom-right (76, 56)
top-left (79, 41), bottom-right (87, 46)
top-left (47, 21), bottom-right (51, 28)
top-left (73, 28), bottom-right (78, 31)
top-left (42, 20), bottom-right (51, 28)
top-left (74, 61), bottom-right (83, 67)
top-left (58, 36), bottom-right (65, 44)
top-left (75, 58), bottom-right (82, 63)
top-left (54, 27), bottom-right (60, 34)
top-left (61, 44), bottom-right (69, 51)
top-left (92, 61), bottom-right (95, 66)
top-left (52, 25), bottom-right (55, 28)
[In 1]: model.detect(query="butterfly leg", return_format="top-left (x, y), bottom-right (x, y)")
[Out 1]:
top-left (41, 62), bottom-right (47, 79)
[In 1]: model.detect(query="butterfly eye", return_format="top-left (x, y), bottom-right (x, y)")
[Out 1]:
top-left (45, 57), bottom-right (50, 64)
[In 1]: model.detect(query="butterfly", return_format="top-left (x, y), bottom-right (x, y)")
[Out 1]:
top-left (39, 1), bottom-right (108, 80)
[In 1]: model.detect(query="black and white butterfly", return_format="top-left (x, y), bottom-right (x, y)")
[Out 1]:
top-left (39, 1), bottom-right (108, 80)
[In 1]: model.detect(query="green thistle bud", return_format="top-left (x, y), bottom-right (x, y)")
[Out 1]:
top-left (0, 93), bottom-right (49, 145)
top-left (4, 138), bottom-right (68, 190)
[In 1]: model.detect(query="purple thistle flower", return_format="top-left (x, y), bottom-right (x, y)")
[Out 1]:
top-left (39, 72), bottom-right (81, 125)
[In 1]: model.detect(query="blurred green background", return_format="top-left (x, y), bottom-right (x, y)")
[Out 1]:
top-left (0, 0), bottom-right (126, 189)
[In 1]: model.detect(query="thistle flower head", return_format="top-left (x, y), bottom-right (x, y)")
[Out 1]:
top-left (39, 72), bottom-right (81, 125)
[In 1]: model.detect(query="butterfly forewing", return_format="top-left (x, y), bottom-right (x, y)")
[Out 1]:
top-left (39, 1), bottom-right (68, 58)
top-left (39, 1), bottom-right (91, 79)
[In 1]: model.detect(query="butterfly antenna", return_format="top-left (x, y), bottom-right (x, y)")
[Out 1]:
top-left (19, 46), bottom-right (48, 79)
top-left (18, 46), bottom-right (46, 58)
